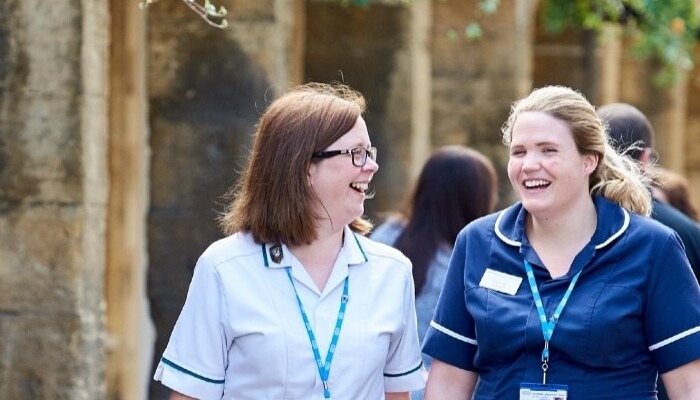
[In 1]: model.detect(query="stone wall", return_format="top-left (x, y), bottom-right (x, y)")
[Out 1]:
top-left (0, 1), bottom-right (109, 399)
top-left (144, 0), bottom-right (303, 398)
top-left (429, 0), bottom-right (536, 206)
top-left (2, 1), bottom-right (700, 400)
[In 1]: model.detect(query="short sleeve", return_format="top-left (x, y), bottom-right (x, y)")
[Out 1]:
top-left (421, 229), bottom-right (478, 370)
top-left (153, 255), bottom-right (231, 400)
top-left (383, 263), bottom-right (426, 392)
top-left (645, 232), bottom-right (700, 373)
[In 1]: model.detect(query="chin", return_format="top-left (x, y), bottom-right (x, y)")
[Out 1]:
top-left (520, 198), bottom-right (548, 214)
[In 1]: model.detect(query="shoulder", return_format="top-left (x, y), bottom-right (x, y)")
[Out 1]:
top-left (356, 233), bottom-right (412, 272)
top-left (199, 231), bottom-right (262, 269)
top-left (628, 210), bottom-right (681, 240)
top-left (461, 205), bottom-right (517, 245)
top-left (652, 199), bottom-right (700, 236)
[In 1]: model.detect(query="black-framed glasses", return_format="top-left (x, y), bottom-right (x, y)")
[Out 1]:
top-left (312, 146), bottom-right (377, 167)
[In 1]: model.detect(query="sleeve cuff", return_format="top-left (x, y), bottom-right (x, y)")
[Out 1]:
top-left (154, 359), bottom-right (225, 400)
top-left (383, 361), bottom-right (426, 392)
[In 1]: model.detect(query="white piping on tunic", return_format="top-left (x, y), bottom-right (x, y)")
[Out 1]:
top-left (494, 206), bottom-right (630, 250)
top-left (595, 209), bottom-right (629, 249)
top-left (430, 321), bottom-right (477, 346)
top-left (648, 326), bottom-right (700, 351)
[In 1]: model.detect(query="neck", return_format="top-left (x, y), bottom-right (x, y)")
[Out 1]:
top-left (289, 229), bottom-right (344, 291)
top-left (526, 197), bottom-right (597, 278)
top-left (528, 196), bottom-right (597, 240)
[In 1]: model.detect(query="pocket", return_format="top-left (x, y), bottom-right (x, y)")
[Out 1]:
top-left (465, 286), bottom-right (531, 365)
top-left (585, 284), bottom-right (644, 367)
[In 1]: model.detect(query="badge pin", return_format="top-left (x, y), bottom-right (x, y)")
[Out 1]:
top-left (270, 244), bottom-right (283, 264)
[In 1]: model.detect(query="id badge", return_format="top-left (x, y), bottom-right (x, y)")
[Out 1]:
top-left (519, 383), bottom-right (568, 400)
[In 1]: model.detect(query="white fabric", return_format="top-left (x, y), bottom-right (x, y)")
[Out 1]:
top-left (154, 226), bottom-right (425, 399)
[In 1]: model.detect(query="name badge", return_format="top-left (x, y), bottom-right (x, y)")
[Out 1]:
top-left (520, 383), bottom-right (568, 400)
top-left (479, 268), bottom-right (523, 295)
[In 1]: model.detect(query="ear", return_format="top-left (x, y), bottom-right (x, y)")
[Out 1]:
top-left (307, 163), bottom-right (316, 186)
top-left (583, 153), bottom-right (598, 174)
top-left (639, 148), bottom-right (655, 165)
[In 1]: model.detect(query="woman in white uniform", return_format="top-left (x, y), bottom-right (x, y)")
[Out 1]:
top-left (154, 82), bottom-right (425, 400)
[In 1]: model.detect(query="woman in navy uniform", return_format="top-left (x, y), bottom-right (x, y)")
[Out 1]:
top-left (423, 86), bottom-right (700, 399)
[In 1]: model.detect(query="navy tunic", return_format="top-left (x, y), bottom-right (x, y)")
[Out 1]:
top-left (423, 196), bottom-right (700, 399)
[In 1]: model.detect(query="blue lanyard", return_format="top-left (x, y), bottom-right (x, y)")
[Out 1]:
top-left (523, 260), bottom-right (581, 384)
top-left (285, 268), bottom-right (349, 399)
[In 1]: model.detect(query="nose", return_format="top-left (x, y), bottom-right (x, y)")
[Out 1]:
top-left (363, 156), bottom-right (379, 173)
top-left (521, 152), bottom-right (541, 171)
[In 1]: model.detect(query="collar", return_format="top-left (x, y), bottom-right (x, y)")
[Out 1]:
top-left (494, 195), bottom-right (629, 251)
top-left (260, 225), bottom-right (369, 268)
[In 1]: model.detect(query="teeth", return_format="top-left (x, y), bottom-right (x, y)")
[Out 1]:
top-left (350, 182), bottom-right (368, 192)
top-left (524, 179), bottom-right (549, 188)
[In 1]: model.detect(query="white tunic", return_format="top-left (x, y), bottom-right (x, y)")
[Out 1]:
top-left (154, 225), bottom-right (425, 399)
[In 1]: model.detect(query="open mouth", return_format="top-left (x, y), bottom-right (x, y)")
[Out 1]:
top-left (350, 182), bottom-right (369, 194)
top-left (524, 179), bottom-right (551, 189)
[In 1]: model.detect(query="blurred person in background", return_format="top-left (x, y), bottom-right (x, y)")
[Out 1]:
top-left (600, 102), bottom-right (700, 400)
top-left (598, 102), bottom-right (700, 286)
top-left (650, 166), bottom-right (699, 222)
top-left (371, 145), bottom-right (498, 400)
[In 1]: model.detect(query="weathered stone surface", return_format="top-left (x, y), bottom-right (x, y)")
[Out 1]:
top-left (305, 1), bottom-right (410, 216)
top-left (0, 0), bottom-right (109, 399)
top-left (0, 314), bottom-right (82, 399)
top-left (0, 206), bottom-right (83, 311)
top-left (146, 2), bottom-right (285, 398)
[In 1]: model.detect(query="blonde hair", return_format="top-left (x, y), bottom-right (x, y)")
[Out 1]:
top-left (501, 86), bottom-right (651, 216)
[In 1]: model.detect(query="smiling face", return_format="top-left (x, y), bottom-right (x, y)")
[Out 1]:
top-left (308, 116), bottom-right (378, 231)
top-left (507, 111), bottom-right (597, 217)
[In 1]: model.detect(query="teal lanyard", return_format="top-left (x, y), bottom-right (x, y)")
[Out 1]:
top-left (285, 267), bottom-right (349, 399)
top-left (523, 260), bottom-right (581, 384)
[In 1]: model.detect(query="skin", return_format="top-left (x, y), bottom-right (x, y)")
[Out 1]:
top-left (307, 116), bottom-right (378, 235)
top-left (506, 111), bottom-right (597, 223)
top-left (169, 117), bottom-right (409, 399)
top-left (296, 115), bottom-right (379, 291)
top-left (424, 359), bottom-right (478, 399)
top-left (507, 111), bottom-right (598, 278)
top-left (424, 111), bottom-right (700, 399)
top-left (661, 358), bottom-right (700, 399)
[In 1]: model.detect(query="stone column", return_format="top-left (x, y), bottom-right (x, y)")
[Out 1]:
top-left (0, 1), bottom-right (110, 399)
top-left (145, 0), bottom-right (303, 398)
top-left (106, 1), bottom-right (153, 399)
top-left (409, 0), bottom-right (432, 179)
top-left (431, 0), bottom-right (537, 204)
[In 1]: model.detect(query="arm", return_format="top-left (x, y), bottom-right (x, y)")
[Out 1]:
top-left (423, 359), bottom-right (478, 400)
top-left (385, 392), bottom-right (410, 400)
top-left (169, 391), bottom-right (197, 400)
top-left (661, 358), bottom-right (700, 400)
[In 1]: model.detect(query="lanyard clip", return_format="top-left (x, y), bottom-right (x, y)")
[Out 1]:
top-left (323, 381), bottom-right (331, 399)
top-left (541, 340), bottom-right (550, 362)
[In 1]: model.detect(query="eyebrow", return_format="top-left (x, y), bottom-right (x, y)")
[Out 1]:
top-left (511, 141), bottom-right (560, 148)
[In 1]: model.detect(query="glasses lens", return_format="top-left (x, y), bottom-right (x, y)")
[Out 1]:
top-left (351, 148), bottom-right (366, 167)
top-left (368, 147), bottom-right (377, 161)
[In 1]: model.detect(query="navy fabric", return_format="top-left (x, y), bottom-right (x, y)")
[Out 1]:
top-left (652, 197), bottom-right (700, 284)
top-left (423, 196), bottom-right (700, 400)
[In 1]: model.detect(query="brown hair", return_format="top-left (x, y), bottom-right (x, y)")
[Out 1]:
top-left (219, 82), bottom-right (372, 245)
top-left (651, 166), bottom-right (699, 221)
top-left (501, 86), bottom-right (651, 216)
top-left (393, 145), bottom-right (498, 294)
